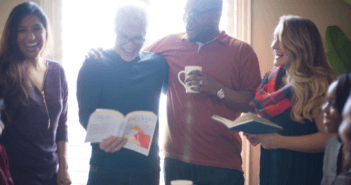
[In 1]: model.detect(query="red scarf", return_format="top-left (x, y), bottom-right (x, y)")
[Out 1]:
top-left (250, 66), bottom-right (293, 119)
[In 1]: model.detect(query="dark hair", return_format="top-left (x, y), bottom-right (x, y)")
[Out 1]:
top-left (0, 2), bottom-right (51, 111)
top-left (336, 71), bottom-right (351, 113)
top-left (344, 94), bottom-right (351, 173)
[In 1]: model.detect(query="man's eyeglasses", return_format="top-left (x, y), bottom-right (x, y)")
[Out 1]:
top-left (183, 8), bottom-right (220, 21)
top-left (117, 33), bottom-right (145, 44)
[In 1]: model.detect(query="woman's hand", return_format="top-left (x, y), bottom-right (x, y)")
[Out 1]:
top-left (57, 167), bottom-right (71, 185)
top-left (57, 141), bottom-right (71, 185)
top-left (99, 136), bottom-right (127, 153)
top-left (253, 133), bottom-right (282, 150)
top-left (244, 133), bottom-right (260, 146)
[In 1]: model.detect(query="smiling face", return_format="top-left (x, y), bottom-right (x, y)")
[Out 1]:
top-left (184, 0), bottom-right (221, 43)
top-left (16, 14), bottom-right (46, 62)
top-left (271, 24), bottom-right (291, 69)
top-left (322, 81), bottom-right (342, 133)
top-left (114, 22), bottom-right (146, 62)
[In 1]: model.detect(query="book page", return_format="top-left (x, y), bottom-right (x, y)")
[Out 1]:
top-left (211, 114), bottom-right (234, 128)
top-left (212, 113), bottom-right (283, 134)
top-left (232, 114), bottom-right (252, 125)
top-left (123, 111), bottom-right (157, 156)
top-left (234, 113), bottom-right (282, 128)
top-left (85, 109), bottom-right (127, 143)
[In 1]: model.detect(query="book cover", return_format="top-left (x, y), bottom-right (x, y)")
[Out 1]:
top-left (212, 112), bottom-right (283, 134)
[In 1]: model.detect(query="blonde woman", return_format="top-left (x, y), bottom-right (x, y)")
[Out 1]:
top-left (246, 15), bottom-right (335, 185)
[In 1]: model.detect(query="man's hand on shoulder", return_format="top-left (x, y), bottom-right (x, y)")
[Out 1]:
top-left (85, 48), bottom-right (104, 60)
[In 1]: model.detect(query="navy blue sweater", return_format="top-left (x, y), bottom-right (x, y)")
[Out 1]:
top-left (77, 50), bottom-right (168, 173)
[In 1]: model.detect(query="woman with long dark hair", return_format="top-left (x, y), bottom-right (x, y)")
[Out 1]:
top-left (0, 2), bottom-right (71, 185)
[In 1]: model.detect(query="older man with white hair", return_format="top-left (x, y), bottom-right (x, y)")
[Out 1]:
top-left (76, 2), bottom-right (168, 185)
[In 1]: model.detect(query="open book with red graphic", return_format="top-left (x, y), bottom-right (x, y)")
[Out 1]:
top-left (85, 109), bottom-right (157, 156)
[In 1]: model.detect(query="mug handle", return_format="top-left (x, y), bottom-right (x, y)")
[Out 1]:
top-left (178, 70), bottom-right (186, 87)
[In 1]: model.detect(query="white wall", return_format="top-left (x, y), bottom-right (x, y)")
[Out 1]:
top-left (249, 0), bottom-right (351, 185)
top-left (0, 0), bottom-right (40, 37)
top-left (252, 0), bottom-right (351, 76)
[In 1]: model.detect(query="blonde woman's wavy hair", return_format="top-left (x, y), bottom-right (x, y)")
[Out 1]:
top-left (277, 15), bottom-right (335, 123)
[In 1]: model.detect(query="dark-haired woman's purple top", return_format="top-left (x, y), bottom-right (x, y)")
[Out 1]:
top-left (0, 60), bottom-right (68, 185)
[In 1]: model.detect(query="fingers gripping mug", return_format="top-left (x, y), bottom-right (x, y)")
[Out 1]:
top-left (178, 66), bottom-right (202, 93)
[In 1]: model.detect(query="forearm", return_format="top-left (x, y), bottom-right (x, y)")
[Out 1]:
top-left (277, 132), bottom-right (334, 153)
top-left (78, 108), bottom-right (95, 129)
top-left (188, 70), bottom-right (257, 112)
top-left (77, 61), bottom-right (102, 130)
top-left (57, 141), bottom-right (68, 170)
top-left (219, 86), bottom-right (255, 112)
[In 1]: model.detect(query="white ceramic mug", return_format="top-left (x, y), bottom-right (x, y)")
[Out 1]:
top-left (171, 179), bottom-right (194, 185)
top-left (178, 66), bottom-right (202, 93)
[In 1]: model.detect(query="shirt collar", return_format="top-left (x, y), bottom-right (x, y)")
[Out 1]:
top-left (181, 31), bottom-right (227, 45)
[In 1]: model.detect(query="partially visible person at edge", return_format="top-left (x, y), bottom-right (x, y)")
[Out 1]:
top-left (145, 0), bottom-right (261, 184)
top-left (76, 2), bottom-right (168, 185)
top-left (245, 15), bottom-right (335, 185)
top-left (321, 71), bottom-right (351, 185)
top-left (336, 94), bottom-right (351, 184)
top-left (0, 99), bottom-right (13, 185)
top-left (0, 2), bottom-right (71, 185)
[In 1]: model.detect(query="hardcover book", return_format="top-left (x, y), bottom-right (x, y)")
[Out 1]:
top-left (212, 112), bottom-right (283, 134)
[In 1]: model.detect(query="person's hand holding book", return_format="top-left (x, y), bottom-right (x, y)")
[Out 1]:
top-left (244, 133), bottom-right (260, 146)
top-left (245, 133), bottom-right (283, 150)
top-left (99, 136), bottom-right (127, 153)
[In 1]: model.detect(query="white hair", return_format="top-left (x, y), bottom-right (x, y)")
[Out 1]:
top-left (114, 1), bottom-right (149, 34)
